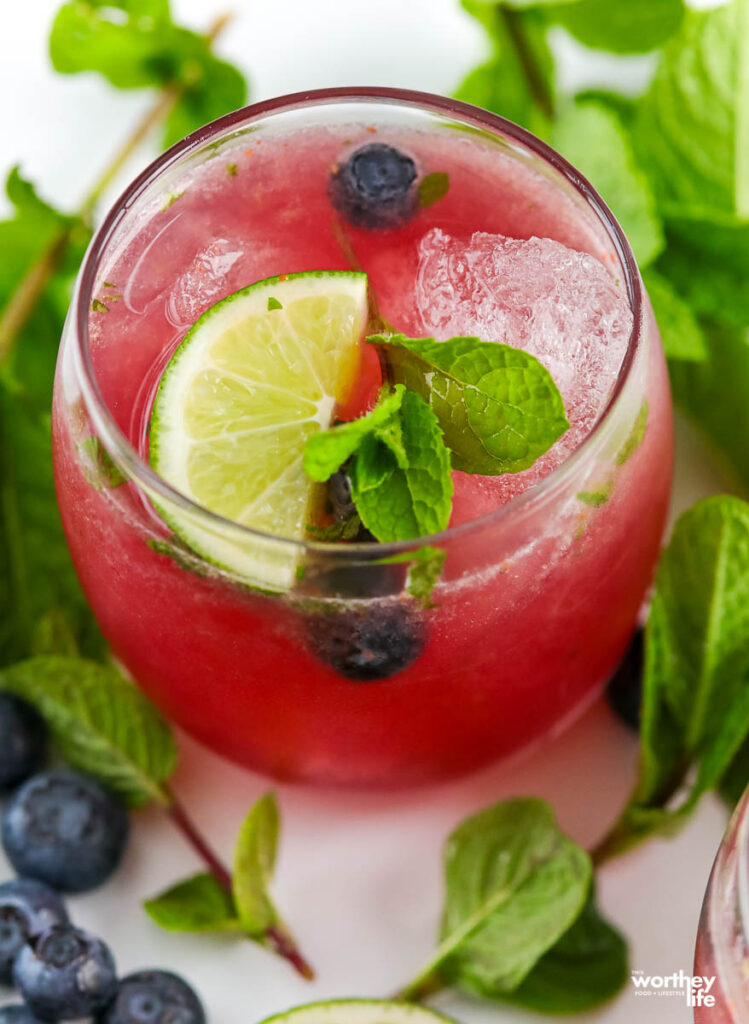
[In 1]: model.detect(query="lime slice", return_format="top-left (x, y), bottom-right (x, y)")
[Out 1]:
top-left (257, 1001), bottom-right (458, 1024)
top-left (149, 271), bottom-right (369, 589)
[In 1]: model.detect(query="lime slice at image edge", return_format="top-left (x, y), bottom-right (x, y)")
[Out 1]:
top-left (149, 271), bottom-right (369, 590)
top-left (257, 1000), bottom-right (458, 1024)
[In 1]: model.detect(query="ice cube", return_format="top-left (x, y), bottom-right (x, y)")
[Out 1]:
top-left (165, 238), bottom-right (245, 328)
top-left (414, 229), bottom-right (633, 520)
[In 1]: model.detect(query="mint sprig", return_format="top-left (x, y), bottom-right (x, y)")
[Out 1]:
top-left (305, 385), bottom-right (454, 542)
top-left (370, 333), bottom-right (569, 475)
top-left (396, 799), bottom-right (626, 1010)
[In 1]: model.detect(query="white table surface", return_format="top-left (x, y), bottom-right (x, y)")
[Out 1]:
top-left (0, 2), bottom-right (735, 1021)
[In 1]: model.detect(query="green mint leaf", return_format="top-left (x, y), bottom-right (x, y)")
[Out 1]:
top-left (144, 873), bottom-right (242, 933)
top-left (31, 610), bottom-right (80, 658)
top-left (615, 401), bottom-right (648, 467)
top-left (604, 497), bottom-right (749, 856)
top-left (501, 890), bottom-right (628, 1014)
top-left (0, 391), bottom-right (103, 666)
top-left (402, 799), bottom-right (591, 1000)
top-left (573, 89), bottom-right (636, 128)
top-left (50, 1), bottom-right (174, 89)
top-left (79, 436), bottom-right (127, 489)
top-left (0, 656), bottom-right (178, 807)
top-left (371, 334), bottom-right (569, 476)
top-left (49, 2), bottom-right (247, 148)
top-left (303, 387), bottom-right (406, 483)
top-left (550, 101), bottom-right (664, 267)
top-left (656, 213), bottom-right (749, 329)
top-left (406, 546), bottom-right (446, 607)
top-left (378, 545), bottom-right (446, 608)
top-left (305, 515), bottom-right (361, 542)
top-left (549, 0), bottom-right (686, 54)
top-left (455, 3), bottom-right (554, 134)
top-left (577, 484), bottom-right (612, 508)
top-left (351, 390), bottom-right (453, 542)
top-left (233, 792), bottom-right (282, 934)
top-left (670, 324), bottom-right (749, 491)
top-left (633, 0), bottom-right (749, 218)
top-left (267, 296), bottom-right (283, 311)
top-left (305, 387), bottom-right (453, 543)
top-left (719, 736), bottom-right (749, 808)
top-left (419, 172), bottom-right (450, 209)
top-left (641, 269), bottom-right (707, 362)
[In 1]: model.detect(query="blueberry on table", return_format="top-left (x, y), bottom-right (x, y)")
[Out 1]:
top-left (328, 143), bottom-right (418, 229)
top-left (309, 604), bottom-right (426, 681)
top-left (0, 879), bottom-right (69, 985)
top-left (2, 771), bottom-right (130, 893)
top-left (99, 969), bottom-right (206, 1024)
top-left (0, 1005), bottom-right (46, 1023)
top-left (14, 925), bottom-right (117, 1021)
top-left (606, 628), bottom-right (644, 731)
top-left (0, 695), bottom-right (46, 792)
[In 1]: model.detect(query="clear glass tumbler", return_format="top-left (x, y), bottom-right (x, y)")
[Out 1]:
top-left (52, 88), bottom-right (673, 787)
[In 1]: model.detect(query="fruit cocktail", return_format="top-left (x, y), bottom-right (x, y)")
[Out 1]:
top-left (53, 89), bottom-right (673, 787)
top-left (694, 786), bottom-right (749, 1023)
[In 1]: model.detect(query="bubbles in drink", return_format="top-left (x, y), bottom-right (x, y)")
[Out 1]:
top-left (165, 238), bottom-right (245, 328)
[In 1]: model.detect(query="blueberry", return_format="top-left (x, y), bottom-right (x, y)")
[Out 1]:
top-left (98, 970), bottom-right (206, 1024)
top-left (0, 879), bottom-right (68, 985)
top-left (328, 143), bottom-right (418, 229)
top-left (327, 470), bottom-right (357, 523)
top-left (606, 629), bottom-right (643, 731)
top-left (0, 1005), bottom-right (46, 1023)
top-left (2, 772), bottom-right (130, 893)
top-left (309, 604), bottom-right (426, 681)
top-left (0, 695), bottom-right (46, 792)
top-left (14, 925), bottom-right (117, 1021)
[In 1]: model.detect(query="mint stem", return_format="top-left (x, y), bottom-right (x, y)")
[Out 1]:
top-left (0, 12), bottom-right (232, 365)
top-left (165, 789), bottom-right (315, 980)
top-left (393, 971), bottom-right (447, 1003)
top-left (498, 5), bottom-right (554, 121)
top-left (165, 788), bottom-right (233, 890)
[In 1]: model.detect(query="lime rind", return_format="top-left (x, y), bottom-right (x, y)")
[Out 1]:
top-left (149, 271), bottom-right (369, 590)
top-left (256, 1000), bottom-right (459, 1024)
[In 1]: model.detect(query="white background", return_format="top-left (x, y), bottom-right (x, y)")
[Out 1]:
top-left (0, 2), bottom-right (736, 1022)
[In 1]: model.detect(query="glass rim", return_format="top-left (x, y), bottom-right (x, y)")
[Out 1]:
top-left (72, 85), bottom-right (645, 558)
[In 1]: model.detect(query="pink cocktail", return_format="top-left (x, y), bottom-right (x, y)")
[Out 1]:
top-left (52, 89), bottom-right (672, 787)
top-left (694, 787), bottom-right (749, 1023)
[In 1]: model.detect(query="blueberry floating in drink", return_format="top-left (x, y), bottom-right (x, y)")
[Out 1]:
top-left (328, 142), bottom-right (418, 229)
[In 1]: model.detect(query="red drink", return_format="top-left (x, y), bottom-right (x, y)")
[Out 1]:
top-left (694, 787), bottom-right (749, 1023)
top-left (53, 90), bottom-right (672, 786)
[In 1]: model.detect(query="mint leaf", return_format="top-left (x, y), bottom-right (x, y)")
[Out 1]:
top-left (306, 515), bottom-right (361, 542)
top-left (0, 391), bottom-right (102, 666)
top-left (399, 799), bottom-right (591, 1001)
top-left (233, 792), bottom-right (283, 935)
top-left (720, 737), bottom-right (749, 807)
top-left (633, 0), bottom-right (749, 218)
top-left (657, 214), bottom-right (749, 329)
top-left (49, 1), bottom-right (247, 147)
top-left (79, 436), bottom-right (127, 489)
top-left (144, 873), bottom-right (242, 933)
top-left (551, 101), bottom-right (664, 267)
top-left (406, 547), bottom-right (446, 607)
top-left (641, 268), bottom-right (707, 362)
top-left (305, 387), bottom-right (454, 543)
top-left (549, 0), bottom-right (686, 54)
top-left (670, 325), bottom-right (749, 490)
top-left (31, 610), bottom-right (80, 658)
top-left (502, 890), bottom-right (628, 1014)
top-left (371, 334), bottom-right (569, 476)
top-left (304, 387), bottom-right (406, 483)
top-left (601, 497), bottom-right (749, 857)
top-left (456, 3), bottom-right (554, 133)
top-left (0, 656), bottom-right (178, 807)
top-left (615, 401), bottom-right (648, 466)
top-left (419, 172), bottom-right (450, 209)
